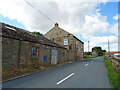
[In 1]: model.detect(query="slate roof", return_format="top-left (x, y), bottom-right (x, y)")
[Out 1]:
top-left (0, 22), bottom-right (67, 49)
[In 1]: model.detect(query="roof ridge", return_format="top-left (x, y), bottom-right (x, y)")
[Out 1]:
top-left (1, 22), bottom-right (67, 49)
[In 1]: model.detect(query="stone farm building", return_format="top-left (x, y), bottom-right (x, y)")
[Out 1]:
top-left (45, 23), bottom-right (84, 61)
top-left (1, 22), bottom-right (68, 72)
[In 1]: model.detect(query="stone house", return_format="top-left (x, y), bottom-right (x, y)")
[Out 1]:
top-left (1, 22), bottom-right (68, 72)
top-left (92, 51), bottom-right (98, 57)
top-left (45, 23), bottom-right (84, 61)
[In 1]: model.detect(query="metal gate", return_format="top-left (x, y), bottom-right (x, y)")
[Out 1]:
top-left (51, 49), bottom-right (57, 64)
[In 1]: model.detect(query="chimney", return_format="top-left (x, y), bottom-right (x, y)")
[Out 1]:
top-left (54, 23), bottom-right (59, 27)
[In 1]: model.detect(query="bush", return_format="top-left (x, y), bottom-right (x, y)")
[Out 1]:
top-left (104, 57), bottom-right (120, 89)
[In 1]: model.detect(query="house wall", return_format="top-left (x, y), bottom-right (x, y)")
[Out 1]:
top-left (57, 48), bottom-right (68, 63)
top-left (92, 51), bottom-right (98, 56)
top-left (45, 26), bottom-right (84, 61)
top-left (67, 36), bottom-right (84, 61)
top-left (19, 43), bottom-right (68, 65)
top-left (2, 37), bottom-right (20, 71)
top-left (45, 27), bottom-right (70, 47)
top-left (74, 38), bottom-right (84, 60)
top-left (2, 37), bottom-right (67, 72)
top-left (19, 41), bottom-right (51, 66)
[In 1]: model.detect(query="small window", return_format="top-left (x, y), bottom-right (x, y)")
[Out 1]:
top-left (64, 38), bottom-right (68, 45)
top-left (67, 34), bottom-right (70, 37)
top-left (52, 38), bottom-right (54, 41)
top-left (63, 52), bottom-right (65, 56)
top-left (31, 47), bottom-right (38, 58)
top-left (69, 45), bottom-right (72, 50)
top-left (68, 33), bottom-right (71, 35)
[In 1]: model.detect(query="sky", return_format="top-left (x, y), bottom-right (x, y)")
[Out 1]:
top-left (0, 0), bottom-right (119, 52)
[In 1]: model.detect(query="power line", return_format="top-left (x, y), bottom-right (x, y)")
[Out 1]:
top-left (24, 0), bottom-right (75, 31)
top-left (24, 0), bottom-right (55, 24)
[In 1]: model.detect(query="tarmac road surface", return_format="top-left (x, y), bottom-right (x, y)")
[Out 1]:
top-left (3, 57), bottom-right (111, 88)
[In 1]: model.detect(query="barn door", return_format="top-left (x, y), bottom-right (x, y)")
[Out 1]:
top-left (51, 49), bottom-right (57, 64)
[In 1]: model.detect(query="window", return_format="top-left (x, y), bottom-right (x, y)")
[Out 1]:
top-left (76, 41), bottom-right (79, 45)
top-left (64, 38), bottom-right (68, 45)
top-left (31, 47), bottom-right (39, 58)
top-left (69, 45), bottom-right (72, 50)
top-left (52, 38), bottom-right (54, 41)
top-left (63, 52), bottom-right (65, 56)
top-left (81, 45), bottom-right (83, 49)
top-left (67, 33), bottom-right (70, 37)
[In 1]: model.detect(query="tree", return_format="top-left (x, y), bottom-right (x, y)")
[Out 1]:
top-left (102, 50), bottom-right (107, 52)
top-left (32, 31), bottom-right (43, 35)
top-left (92, 46), bottom-right (105, 56)
top-left (84, 52), bottom-right (92, 56)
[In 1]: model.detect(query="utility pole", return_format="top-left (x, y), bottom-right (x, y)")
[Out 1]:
top-left (88, 41), bottom-right (89, 52)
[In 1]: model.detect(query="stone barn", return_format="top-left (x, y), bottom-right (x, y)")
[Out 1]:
top-left (1, 22), bottom-right (68, 72)
top-left (45, 23), bottom-right (84, 61)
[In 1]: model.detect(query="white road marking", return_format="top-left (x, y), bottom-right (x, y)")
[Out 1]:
top-left (85, 64), bottom-right (88, 66)
top-left (57, 73), bottom-right (74, 85)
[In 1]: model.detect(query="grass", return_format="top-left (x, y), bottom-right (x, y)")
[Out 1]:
top-left (2, 60), bottom-right (72, 81)
top-left (2, 60), bottom-right (69, 81)
top-left (84, 56), bottom-right (97, 59)
top-left (104, 57), bottom-right (120, 89)
top-left (2, 63), bottom-right (57, 81)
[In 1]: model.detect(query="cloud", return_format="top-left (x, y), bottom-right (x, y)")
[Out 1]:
top-left (0, 0), bottom-right (100, 34)
top-left (0, 0), bottom-right (61, 33)
top-left (76, 12), bottom-right (118, 51)
top-left (96, 9), bottom-right (100, 12)
top-left (83, 35), bottom-right (118, 52)
top-left (0, 0), bottom-right (118, 51)
top-left (113, 14), bottom-right (120, 20)
top-left (82, 13), bottom-right (109, 37)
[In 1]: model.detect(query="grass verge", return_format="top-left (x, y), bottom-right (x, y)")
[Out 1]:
top-left (2, 61), bottom-right (68, 81)
top-left (104, 57), bottom-right (120, 89)
top-left (2, 63), bottom-right (56, 81)
top-left (84, 56), bottom-right (97, 59)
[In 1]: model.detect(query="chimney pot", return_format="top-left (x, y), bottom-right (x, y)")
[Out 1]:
top-left (55, 23), bottom-right (59, 27)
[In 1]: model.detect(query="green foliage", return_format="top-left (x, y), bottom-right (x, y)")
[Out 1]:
top-left (85, 56), bottom-right (97, 59)
top-left (84, 52), bottom-right (92, 55)
top-left (32, 31), bottom-right (43, 35)
top-left (92, 46), bottom-right (105, 56)
top-left (102, 50), bottom-right (107, 52)
top-left (104, 57), bottom-right (120, 89)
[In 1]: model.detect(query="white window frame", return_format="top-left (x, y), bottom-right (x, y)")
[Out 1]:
top-left (64, 38), bottom-right (68, 45)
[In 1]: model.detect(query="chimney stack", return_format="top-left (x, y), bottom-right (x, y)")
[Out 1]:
top-left (54, 23), bottom-right (59, 27)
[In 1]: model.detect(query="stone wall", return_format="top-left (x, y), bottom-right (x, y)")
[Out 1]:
top-left (74, 37), bottom-right (84, 60)
top-left (111, 60), bottom-right (120, 72)
top-left (92, 51), bottom-right (98, 56)
top-left (108, 58), bottom-right (120, 72)
top-left (2, 37), bottom-right (67, 72)
top-left (2, 37), bottom-right (20, 71)
top-left (45, 26), bottom-right (84, 61)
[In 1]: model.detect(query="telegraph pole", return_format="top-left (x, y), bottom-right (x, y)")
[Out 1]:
top-left (88, 41), bottom-right (89, 52)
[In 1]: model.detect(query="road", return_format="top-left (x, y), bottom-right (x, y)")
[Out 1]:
top-left (3, 57), bottom-right (111, 88)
